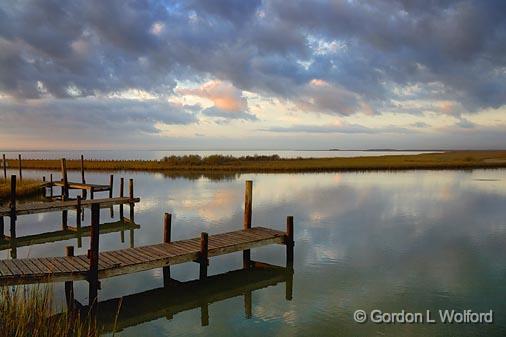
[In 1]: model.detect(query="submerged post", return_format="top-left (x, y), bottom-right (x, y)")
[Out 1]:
top-left (88, 203), bottom-right (101, 312)
top-left (81, 155), bottom-right (87, 199)
top-left (2, 154), bottom-right (6, 180)
top-left (199, 232), bottom-right (209, 280)
top-left (65, 246), bottom-right (75, 311)
top-left (244, 290), bottom-right (252, 319)
top-left (76, 196), bottom-right (82, 228)
top-left (163, 213), bottom-right (172, 287)
top-left (18, 154), bottom-right (22, 182)
top-left (60, 158), bottom-right (69, 200)
top-left (109, 175), bottom-right (114, 218)
top-left (286, 216), bottom-right (294, 268)
top-left (129, 178), bottom-right (135, 222)
top-left (243, 180), bottom-right (253, 269)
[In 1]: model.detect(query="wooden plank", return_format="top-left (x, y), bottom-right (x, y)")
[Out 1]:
top-left (0, 261), bottom-right (13, 276)
top-left (3, 260), bottom-right (23, 275)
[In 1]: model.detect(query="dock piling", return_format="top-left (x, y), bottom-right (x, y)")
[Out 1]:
top-left (200, 303), bottom-right (209, 326)
top-left (49, 174), bottom-right (53, 198)
top-left (163, 213), bottom-right (172, 286)
top-left (88, 203), bottom-right (101, 312)
top-left (286, 216), bottom-right (294, 268)
top-left (80, 155), bottom-right (87, 199)
top-left (18, 154), bottom-right (22, 182)
top-left (9, 175), bottom-right (17, 258)
top-left (244, 290), bottom-right (252, 319)
top-left (129, 179), bottom-right (135, 222)
top-left (109, 175), bottom-right (114, 218)
top-left (119, 178), bottom-right (124, 221)
top-left (2, 154), bottom-right (6, 180)
top-left (199, 232), bottom-right (209, 280)
top-left (0, 216), bottom-right (4, 240)
top-left (243, 180), bottom-right (253, 269)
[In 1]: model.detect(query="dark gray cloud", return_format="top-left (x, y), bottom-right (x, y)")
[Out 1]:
top-left (0, 0), bottom-right (505, 147)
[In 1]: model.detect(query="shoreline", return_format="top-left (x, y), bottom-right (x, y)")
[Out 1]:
top-left (2, 151), bottom-right (506, 174)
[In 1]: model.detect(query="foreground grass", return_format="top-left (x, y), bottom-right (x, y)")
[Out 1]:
top-left (4, 151), bottom-right (506, 174)
top-left (0, 286), bottom-right (98, 337)
top-left (0, 178), bottom-right (44, 199)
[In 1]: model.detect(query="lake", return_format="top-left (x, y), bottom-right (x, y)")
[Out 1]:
top-left (1, 168), bottom-right (505, 336)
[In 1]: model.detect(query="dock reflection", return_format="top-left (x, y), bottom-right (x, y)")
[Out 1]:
top-left (71, 262), bottom-right (293, 332)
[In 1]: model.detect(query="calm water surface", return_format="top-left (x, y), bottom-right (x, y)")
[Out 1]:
top-left (2, 169), bottom-right (505, 336)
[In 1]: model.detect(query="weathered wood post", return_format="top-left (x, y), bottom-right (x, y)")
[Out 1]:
top-left (286, 267), bottom-right (294, 301)
top-left (129, 178), bottom-right (135, 222)
top-left (49, 173), bottom-right (53, 198)
top-left (0, 216), bottom-right (4, 240)
top-left (9, 175), bottom-right (17, 259)
top-left (243, 180), bottom-right (253, 269)
top-left (65, 246), bottom-right (75, 310)
top-left (88, 203), bottom-right (101, 315)
top-left (163, 213), bottom-right (172, 287)
top-left (76, 194), bottom-right (82, 248)
top-left (18, 154), bottom-right (22, 182)
top-left (119, 177), bottom-right (124, 220)
top-left (90, 186), bottom-right (94, 200)
top-left (109, 174), bottom-right (114, 217)
top-left (199, 232), bottom-right (209, 280)
top-left (81, 155), bottom-right (87, 199)
top-left (60, 159), bottom-right (69, 230)
top-left (244, 290), bottom-right (252, 319)
top-left (2, 154), bottom-right (6, 180)
top-left (286, 216), bottom-right (294, 268)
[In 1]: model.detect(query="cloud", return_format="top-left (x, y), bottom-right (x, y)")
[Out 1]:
top-left (177, 80), bottom-right (257, 120)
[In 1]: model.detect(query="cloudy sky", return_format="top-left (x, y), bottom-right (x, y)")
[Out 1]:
top-left (0, 0), bottom-right (505, 150)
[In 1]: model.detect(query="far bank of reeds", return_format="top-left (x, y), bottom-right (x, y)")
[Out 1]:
top-left (3, 151), bottom-right (506, 175)
top-left (0, 178), bottom-right (44, 199)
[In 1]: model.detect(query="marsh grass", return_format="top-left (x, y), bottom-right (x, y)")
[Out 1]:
top-left (0, 178), bottom-right (44, 199)
top-left (0, 286), bottom-right (97, 337)
top-left (4, 151), bottom-right (506, 174)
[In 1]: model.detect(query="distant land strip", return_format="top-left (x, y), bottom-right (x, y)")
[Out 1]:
top-left (3, 151), bottom-right (506, 174)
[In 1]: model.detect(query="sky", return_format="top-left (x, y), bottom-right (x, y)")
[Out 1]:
top-left (0, 0), bottom-right (505, 150)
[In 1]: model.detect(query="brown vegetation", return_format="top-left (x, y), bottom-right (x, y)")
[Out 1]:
top-left (0, 178), bottom-right (44, 199)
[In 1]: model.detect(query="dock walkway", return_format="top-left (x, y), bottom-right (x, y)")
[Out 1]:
top-left (0, 227), bottom-right (287, 285)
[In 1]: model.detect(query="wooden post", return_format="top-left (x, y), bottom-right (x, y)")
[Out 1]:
top-left (286, 216), bottom-right (294, 267)
top-left (65, 246), bottom-right (75, 310)
top-left (88, 203), bottom-right (100, 312)
top-left (129, 178), bottom-right (134, 222)
top-left (0, 216), bottom-right (4, 240)
top-left (163, 213), bottom-right (172, 286)
top-left (9, 175), bottom-right (17, 259)
top-left (62, 210), bottom-right (68, 230)
top-left (119, 178), bottom-right (124, 221)
top-left (49, 174), bottom-right (53, 198)
top-left (80, 155), bottom-right (86, 183)
top-left (109, 174), bottom-right (114, 217)
top-left (199, 232), bottom-right (209, 280)
top-left (244, 290), bottom-right (252, 319)
top-left (243, 180), bottom-right (253, 269)
top-left (2, 154), bottom-right (6, 180)
top-left (18, 154), bottom-right (22, 182)
top-left (286, 268), bottom-right (294, 301)
top-left (60, 158), bottom-right (69, 200)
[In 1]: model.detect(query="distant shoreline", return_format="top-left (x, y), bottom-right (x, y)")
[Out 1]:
top-left (2, 151), bottom-right (506, 174)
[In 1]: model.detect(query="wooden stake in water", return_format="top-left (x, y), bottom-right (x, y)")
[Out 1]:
top-left (129, 179), bottom-right (135, 222)
top-left (243, 180), bottom-right (253, 269)
top-left (199, 232), bottom-right (209, 280)
top-left (88, 203), bottom-right (101, 316)
top-left (65, 246), bottom-right (75, 311)
top-left (286, 216), bottom-right (294, 268)
top-left (2, 154), bottom-right (6, 180)
top-left (18, 154), bottom-right (22, 182)
top-left (163, 213), bottom-right (172, 286)
top-left (9, 175), bottom-right (17, 259)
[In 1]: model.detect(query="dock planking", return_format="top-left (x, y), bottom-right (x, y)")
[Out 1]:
top-left (0, 196), bottom-right (140, 217)
top-left (52, 181), bottom-right (110, 192)
top-left (0, 227), bottom-right (287, 285)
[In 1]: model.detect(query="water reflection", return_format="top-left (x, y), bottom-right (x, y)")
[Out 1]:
top-left (1, 168), bottom-right (505, 336)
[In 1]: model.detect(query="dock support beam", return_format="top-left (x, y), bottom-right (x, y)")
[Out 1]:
top-left (163, 213), bottom-right (172, 287)
top-left (199, 232), bottom-right (209, 280)
top-left (200, 303), bottom-right (209, 326)
top-left (244, 290), bottom-right (252, 319)
top-left (61, 159), bottom-right (69, 230)
top-left (9, 175), bottom-right (17, 259)
top-left (49, 174), bottom-right (53, 198)
top-left (88, 203), bottom-right (101, 316)
top-left (81, 155), bottom-right (87, 199)
top-left (0, 216), bottom-right (3, 240)
top-left (65, 246), bottom-right (75, 311)
top-left (109, 174), bottom-right (114, 218)
top-left (129, 179), bottom-right (135, 222)
top-left (286, 216), bottom-right (294, 268)
top-left (243, 180), bottom-right (252, 269)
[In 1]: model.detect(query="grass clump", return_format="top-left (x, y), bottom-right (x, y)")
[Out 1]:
top-left (0, 286), bottom-right (97, 337)
top-left (0, 178), bottom-right (44, 200)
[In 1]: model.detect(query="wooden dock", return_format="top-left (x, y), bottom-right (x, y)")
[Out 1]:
top-left (0, 196), bottom-right (139, 217)
top-left (0, 227), bottom-right (287, 285)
